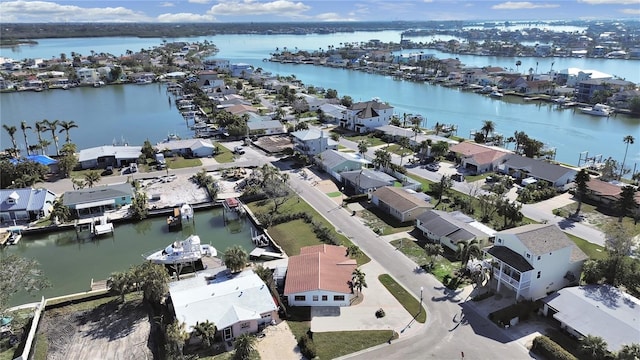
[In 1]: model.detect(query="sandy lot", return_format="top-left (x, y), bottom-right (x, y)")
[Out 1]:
top-left (255, 321), bottom-right (303, 360)
top-left (40, 299), bottom-right (152, 360)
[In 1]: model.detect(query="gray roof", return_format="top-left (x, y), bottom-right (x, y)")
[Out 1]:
top-left (543, 285), bottom-right (640, 352)
top-left (486, 246), bottom-right (534, 272)
top-left (78, 145), bottom-right (142, 162)
top-left (0, 188), bottom-right (54, 212)
top-left (372, 186), bottom-right (432, 213)
top-left (416, 209), bottom-right (490, 243)
top-left (341, 169), bottom-right (395, 190)
top-left (500, 154), bottom-right (576, 183)
top-left (63, 183), bottom-right (133, 206)
top-left (318, 149), bottom-right (368, 170)
top-left (499, 224), bottom-right (587, 261)
top-left (248, 120), bottom-right (284, 130)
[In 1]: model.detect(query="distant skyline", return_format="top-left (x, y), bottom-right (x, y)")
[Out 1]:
top-left (0, 0), bottom-right (639, 23)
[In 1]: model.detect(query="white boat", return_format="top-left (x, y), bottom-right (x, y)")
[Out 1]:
top-left (167, 203), bottom-right (194, 231)
top-left (489, 90), bottom-right (504, 98)
top-left (145, 234), bottom-right (216, 265)
top-left (4, 227), bottom-right (22, 246)
top-left (580, 103), bottom-right (611, 117)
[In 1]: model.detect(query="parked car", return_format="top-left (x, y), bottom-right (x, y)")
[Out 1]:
top-left (485, 175), bottom-right (497, 183)
top-left (234, 146), bottom-right (245, 155)
top-left (129, 163), bottom-right (138, 173)
top-left (101, 166), bottom-right (113, 176)
top-left (424, 163), bottom-right (440, 172)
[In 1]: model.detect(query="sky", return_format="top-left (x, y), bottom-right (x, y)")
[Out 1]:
top-left (0, 0), bottom-right (638, 23)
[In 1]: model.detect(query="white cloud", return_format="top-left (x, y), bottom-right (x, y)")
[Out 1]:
top-left (160, 2), bottom-right (175, 7)
top-left (157, 12), bottom-right (216, 22)
top-left (621, 8), bottom-right (640, 14)
top-left (188, 0), bottom-right (211, 4)
top-left (492, 2), bottom-right (560, 10)
top-left (315, 12), bottom-right (356, 22)
top-left (0, 0), bottom-right (150, 22)
top-left (578, 0), bottom-right (639, 4)
top-left (209, 0), bottom-right (310, 17)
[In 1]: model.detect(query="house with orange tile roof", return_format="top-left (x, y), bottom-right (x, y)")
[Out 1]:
top-left (449, 141), bottom-right (511, 174)
top-left (284, 244), bottom-right (357, 307)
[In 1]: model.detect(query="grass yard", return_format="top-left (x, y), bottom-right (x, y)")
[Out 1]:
top-left (357, 206), bottom-right (414, 235)
top-left (213, 142), bottom-right (235, 163)
top-left (167, 156), bottom-right (202, 169)
top-left (567, 233), bottom-right (606, 260)
top-left (389, 239), bottom-right (461, 284)
top-left (313, 330), bottom-right (395, 359)
top-left (267, 218), bottom-right (324, 255)
top-left (555, 202), bottom-right (640, 237)
top-left (343, 134), bottom-right (386, 147)
top-left (378, 274), bottom-right (426, 323)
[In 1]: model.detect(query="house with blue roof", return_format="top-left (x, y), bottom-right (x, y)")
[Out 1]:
top-left (10, 155), bottom-right (59, 174)
top-left (0, 187), bottom-right (57, 224)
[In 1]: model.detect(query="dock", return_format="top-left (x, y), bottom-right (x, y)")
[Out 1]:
top-left (249, 247), bottom-right (286, 260)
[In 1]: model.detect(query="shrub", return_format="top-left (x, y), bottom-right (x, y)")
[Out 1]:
top-left (297, 334), bottom-right (317, 359)
top-left (531, 335), bottom-right (577, 360)
top-left (375, 308), bottom-right (386, 318)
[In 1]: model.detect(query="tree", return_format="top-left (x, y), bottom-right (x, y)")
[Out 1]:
top-left (0, 254), bottom-right (50, 314)
top-left (496, 198), bottom-right (523, 228)
top-left (579, 335), bottom-right (609, 360)
top-left (424, 243), bottom-right (444, 259)
top-left (456, 239), bottom-right (481, 270)
top-left (325, 88), bottom-right (338, 99)
top-left (357, 140), bottom-right (368, 157)
top-left (192, 320), bottom-right (217, 349)
top-left (224, 245), bottom-right (248, 273)
top-left (2, 124), bottom-right (18, 154)
top-left (603, 221), bottom-right (635, 285)
top-left (253, 264), bottom-right (275, 289)
top-left (431, 175), bottom-right (453, 207)
top-left (57, 143), bottom-right (78, 178)
top-left (20, 121), bottom-right (31, 155)
top-left (397, 136), bottom-right (411, 166)
top-left (130, 190), bottom-right (149, 220)
top-left (58, 120), bottom-right (78, 144)
top-left (49, 198), bottom-right (71, 224)
top-left (481, 120), bottom-right (495, 140)
top-left (34, 121), bottom-right (47, 152)
top-left (617, 343), bottom-right (640, 360)
top-left (619, 135), bottom-right (635, 180)
top-left (259, 165), bottom-right (292, 213)
top-left (430, 141), bottom-right (449, 159)
top-left (233, 333), bottom-right (257, 360)
top-left (107, 271), bottom-right (132, 303)
top-left (83, 170), bottom-right (101, 188)
top-left (44, 119), bottom-right (60, 156)
top-left (515, 60), bottom-right (522, 73)
top-left (165, 320), bottom-right (189, 358)
top-left (340, 95), bottom-right (353, 107)
top-left (141, 139), bottom-right (156, 161)
top-left (351, 268), bottom-right (367, 297)
top-left (133, 262), bottom-right (169, 304)
top-left (346, 244), bottom-right (362, 259)
top-left (616, 186), bottom-right (638, 222)
top-left (574, 169), bottom-right (591, 216)
top-left (373, 148), bottom-right (392, 169)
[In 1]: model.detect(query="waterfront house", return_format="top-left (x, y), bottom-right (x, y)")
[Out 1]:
top-left (318, 103), bottom-right (347, 123)
top-left (78, 145), bottom-right (142, 170)
top-left (156, 138), bottom-right (216, 158)
top-left (609, 89), bottom-right (640, 109)
top-left (230, 63), bottom-right (253, 78)
top-left (497, 154), bottom-right (577, 189)
top-left (556, 67), bottom-right (612, 87)
top-left (223, 104), bottom-right (259, 116)
top-left (284, 244), bottom-right (357, 307)
top-left (203, 58), bottom-right (230, 71)
top-left (196, 70), bottom-right (224, 89)
top-left (416, 209), bottom-right (495, 252)
top-left (75, 67), bottom-right (99, 84)
top-left (248, 120), bottom-right (286, 136)
top-left (585, 179), bottom-right (640, 216)
top-left (449, 142), bottom-right (510, 174)
top-left (296, 93), bottom-right (329, 111)
top-left (575, 78), bottom-right (635, 103)
top-left (0, 76), bottom-right (14, 90)
top-left (62, 183), bottom-right (134, 218)
top-left (482, 224), bottom-right (587, 301)
top-left (291, 128), bottom-right (337, 157)
top-left (0, 188), bottom-right (57, 224)
top-left (9, 154), bottom-right (59, 174)
top-left (340, 168), bottom-right (396, 195)
top-left (371, 186), bottom-right (433, 223)
top-left (542, 285), bottom-right (640, 353)
top-left (169, 270), bottom-right (277, 342)
top-left (341, 99), bottom-right (394, 134)
top-left (316, 150), bottom-right (369, 181)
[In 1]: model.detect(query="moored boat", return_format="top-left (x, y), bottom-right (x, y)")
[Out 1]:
top-left (580, 103), bottom-right (611, 117)
top-left (167, 203), bottom-right (194, 231)
top-left (144, 234), bottom-right (216, 265)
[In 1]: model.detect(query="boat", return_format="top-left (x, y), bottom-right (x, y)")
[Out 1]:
top-left (4, 227), bottom-right (22, 246)
top-left (144, 234), bottom-right (216, 265)
top-left (93, 215), bottom-right (114, 236)
top-left (167, 203), bottom-right (194, 231)
top-left (489, 90), bottom-right (504, 98)
top-left (93, 81), bottom-right (105, 88)
top-left (75, 215), bottom-right (114, 239)
top-left (580, 103), bottom-right (611, 117)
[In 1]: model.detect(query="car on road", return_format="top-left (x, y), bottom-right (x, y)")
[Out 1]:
top-left (424, 163), bottom-right (440, 172)
top-left (234, 146), bottom-right (245, 155)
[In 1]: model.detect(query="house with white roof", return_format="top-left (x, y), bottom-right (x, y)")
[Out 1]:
top-left (284, 245), bottom-right (356, 307)
top-left (542, 285), bottom-right (640, 353)
top-left (156, 139), bottom-right (216, 158)
top-left (291, 128), bottom-right (337, 157)
top-left (482, 224), bottom-right (588, 301)
top-left (318, 103), bottom-right (347, 123)
top-left (316, 149), bottom-right (369, 181)
top-left (0, 188), bottom-right (57, 224)
top-left (248, 120), bottom-right (286, 136)
top-left (416, 210), bottom-right (495, 252)
top-left (78, 145), bottom-right (142, 170)
top-left (341, 99), bottom-right (394, 134)
top-left (76, 67), bottom-right (100, 84)
top-left (169, 270), bottom-right (277, 341)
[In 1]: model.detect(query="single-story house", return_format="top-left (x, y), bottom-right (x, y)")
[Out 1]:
top-left (169, 270), bottom-right (277, 342)
top-left (284, 244), bottom-right (357, 307)
top-left (62, 183), bottom-right (134, 217)
top-left (449, 142), bottom-right (510, 174)
top-left (585, 179), bottom-right (640, 215)
top-left (497, 154), bottom-right (577, 189)
top-left (10, 154), bottom-right (59, 174)
top-left (316, 150), bottom-right (369, 181)
top-left (78, 145), bottom-right (142, 170)
top-left (248, 120), bottom-right (286, 136)
top-left (542, 285), bottom-right (640, 353)
top-left (318, 103), bottom-right (347, 123)
top-left (0, 188), bottom-right (57, 223)
top-left (371, 186), bottom-right (433, 223)
top-left (156, 139), bottom-right (217, 158)
top-left (340, 168), bottom-right (396, 195)
top-left (416, 210), bottom-right (495, 251)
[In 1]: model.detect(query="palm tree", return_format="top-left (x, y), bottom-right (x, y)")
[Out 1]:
top-left (397, 136), bottom-right (411, 166)
top-left (456, 239), bottom-right (481, 270)
top-left (617, 343), bottom-right (640, 360)
top-left (233, 333), bottom-right (257, 360)
top-left (373, 149), bottom-right (392, 169)
top-left (619, 135), bottom-right (635, 180)
top-left (83, 170), bottom-right (101, 188)
top-left (574, 169), bottom-right (590, 216)
top-left (224, 245), bottom-right (248, 273)
top-left (44, 119), bottom-right (60, 155)
top-left (2, 124), bottom-right (18, 156)
top-left (192, 320), bottom-right (217, 348)
top-left (49, 198), bottom-right (71, 224)
top-left (39, 138), bottom-right (51, 155)
top-left (515, 60), bottom-right (522, 73)
top-left (351, 268), bottom-right (368, 297)
top-left (357, 140), bottom-right (368, 158)
top-left (346, 244), bottom-right (362, 258)
top-left (34, 120), bottom-right (47, 148)
top-left (424, 243), bottom-right (444, 260)
top-left (20, 121), bottom-right (31, 155)
top-left (481, 120), bottom-right (495, 141)
top-left (253, 264), bottom-right (275, 289)
top-left (579, 335), bottom-right (609, 360)
top-left (106, 271), bottom-right (132, 303)
top-left (165, 320), bottom-right (189, 358)
top-left (58, 120), bottom-right (78, 144)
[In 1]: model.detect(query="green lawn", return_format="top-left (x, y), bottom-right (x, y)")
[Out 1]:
top-left (567, 233), bottom-right (606, 260)
top-left (378, 274), bottom-right (426, 323)
top-left (167, 156), bottom-right (202, 169)
top-left (213, 142), bottom-right (235, 163)
top-left (267, 218), bottom-right (324, 256)
top-left (357, 206), bottom-right (414, 235)
top-left (390, 239), bottom-right (461, 284)
top-left (343, 134), bottom-right (386, 147)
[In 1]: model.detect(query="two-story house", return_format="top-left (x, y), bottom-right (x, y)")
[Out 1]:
top-left (482, 224), bottom-right (588, 301)
top-left (291, 128), bottom-right (337, 157)
top-left (341, 99), bottom-right (394, 134)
